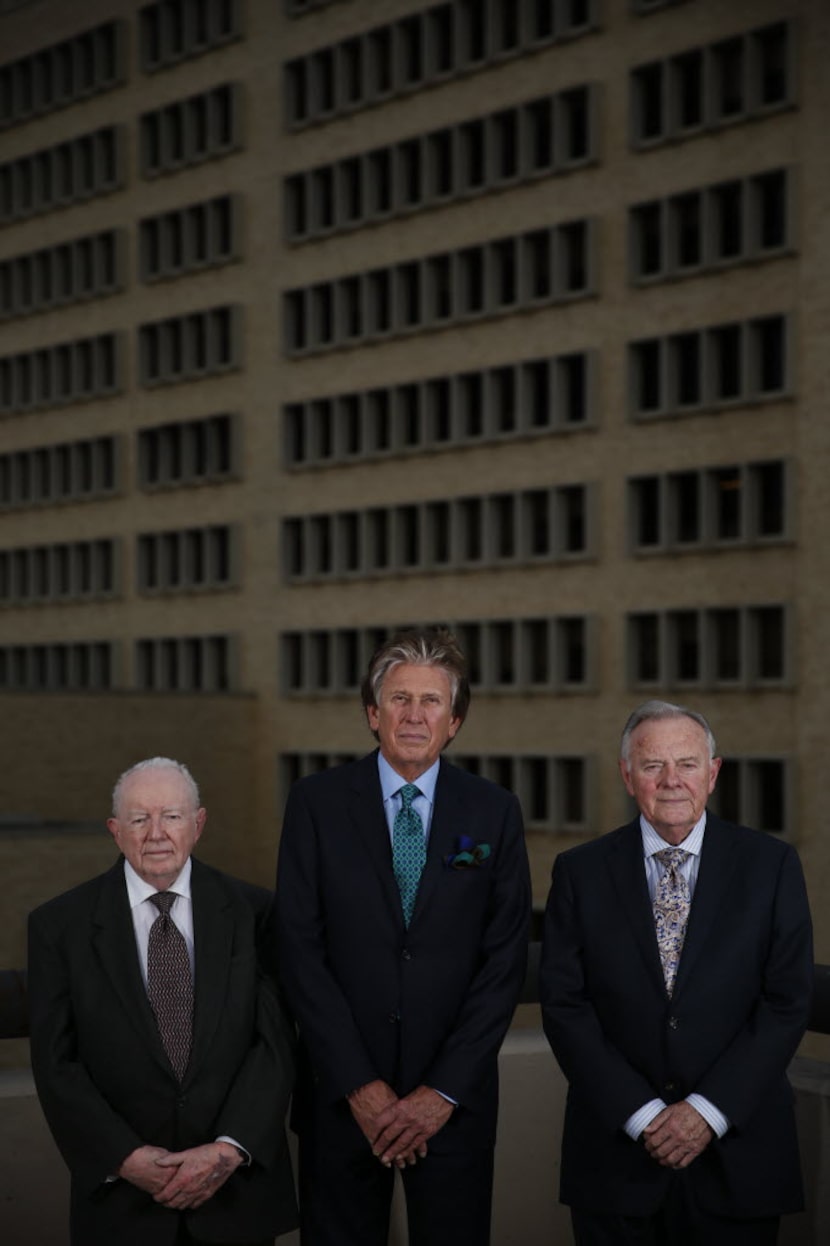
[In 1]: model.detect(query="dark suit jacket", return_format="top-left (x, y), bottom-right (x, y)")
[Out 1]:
top-left (28, 857), bottom-right (298, 1246)
top-left (540, 814), bottom-right (813, 1219)
top-left (275, 751), bottom-right (531, 1145)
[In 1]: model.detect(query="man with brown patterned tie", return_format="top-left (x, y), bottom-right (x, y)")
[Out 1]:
top-left (540, 701), bottom-right (813, 1246)
top-left (28, 758), bottom-right (297, 1246)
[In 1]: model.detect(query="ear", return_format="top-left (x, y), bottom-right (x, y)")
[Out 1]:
top-left (708, 756), bottom-right (723, 794)
top-left (447, 715), bottom-right (461, 742)
top-left (106, 816), bottom-right (120, 844)
top-left (366, 704), bottom-right (380, 733)
top-left (618, 758), bottom-right (635, 797)
top-left (194, 808), bottom-right (207, 843)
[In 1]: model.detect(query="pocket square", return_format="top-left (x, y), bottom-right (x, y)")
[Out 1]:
top-left (444, 835), bottom-right (491, 869)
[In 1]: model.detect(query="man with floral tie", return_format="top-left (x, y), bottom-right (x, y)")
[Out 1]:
top-left (540, 701), bottom-right (813, 1246)
top-left (275, 627), bottom-right (531, 1246)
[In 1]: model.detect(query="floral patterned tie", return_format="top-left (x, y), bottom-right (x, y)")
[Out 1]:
top-left (392, 784), bottom-right (426, 927)
top-left (147, 891), bottom-right (193, 1081)
top-left (652, 848), bottom-right (691, 996)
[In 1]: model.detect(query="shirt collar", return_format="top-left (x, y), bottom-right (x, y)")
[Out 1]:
top-left (123, 856), bottom-right (193, 911)
top-left (377, 751), bottom-right (440, 806)
top-left (640, 812), bottom-right (707, 860)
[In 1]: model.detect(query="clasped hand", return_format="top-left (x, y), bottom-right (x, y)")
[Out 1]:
top-left (118, 1140), bottom-right (243, 1209)
top-left (643, 1102), bottom-right (713, 1169)
top-left (348, 1080), bottom-right (454, 1169)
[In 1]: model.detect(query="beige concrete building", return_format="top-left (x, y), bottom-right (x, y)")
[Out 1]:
top-left (0, 0), bottom-right (829, 973)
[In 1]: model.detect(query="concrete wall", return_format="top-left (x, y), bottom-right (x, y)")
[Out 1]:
top-left (2, 1032), bottom-right (826, 1246)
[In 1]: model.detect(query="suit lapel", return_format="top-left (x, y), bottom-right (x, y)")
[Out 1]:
top-left (672, 814), bottom-right (740, 998)
top-left (346, 751), bottom-right (406, 929)
top-left (91, 860), bottom-right (173, 1076)
top-left (605, 821), bottom-right (667, 992)
top-left (187, 859), bottom-right (234, 1082)
top-left (409, 759), bottom-right (465, 926)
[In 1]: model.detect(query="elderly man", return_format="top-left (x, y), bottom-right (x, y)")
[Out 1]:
top-left (540, 700), bottom-right (813, 1246)
top-left (275, 627), bottom-right (531, 1246)
top-left (28, 757), bottom-right (297, 1246)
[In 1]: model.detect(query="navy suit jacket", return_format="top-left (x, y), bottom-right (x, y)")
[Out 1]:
top-left (28, 857), bottom-right (298, 1246)
top-left (540, 814), bottom-right (813, 1218)
top-left (275, 750), bottom-right (531, 1143)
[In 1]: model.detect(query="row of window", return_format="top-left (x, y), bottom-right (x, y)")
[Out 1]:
top-left (0, 436), bottom-right (119, 510)
top-left (0, 21), bottom-right (123, 130)
top-left (628, 605), bottom-right (788, 688)
top-left (135, 633), bottom-right (234, 691)
top-left (285, 352), bottom-right (593, 469)
top-left (282, 615), bottom-right (595, 696)
top-left (285, 84), bottom-right (596, 242)
top-left (0, 230), bottom-right (122, 320)
top-left (285, 0), bottom-right (597, 128)
top-left (0, 633), bottom-right (234, 692)
top-left (629, 460), bottom-right (789, 553)
top-left (139, 0), bottom-right (241, 73)
top-left (0, 334), bottom-right (121, 415)
top-left (630, 169), bottom-right (790, 283)
top-left (0, 539), bottom-right (118, 605)
top-left (138, 413), bottom-right (237, 488)
top-left (284, 220), bottom-right (594, 354)
top-left (283, 485), bottom-right (593, 583)
top-left (0, 126), bottom-right (122, 225)
top-left (137, 525), bottom-right (235, 593)
top-left (631, 21), bottom-right (792, 147)
top-left (630, 314), bottom-right (788, 419)
top-left (279, 750), bottom-right (789, 836)
top-left (140, 83), bottom-right (240, 178)
top-left (139, 194), bottom-right (239, 281)
top-left (0, 641), bottom-right (115, 690)
top-left (0, 417), bottom-right (237, 509)
top-left (139, 305), bottom-right (240, 386)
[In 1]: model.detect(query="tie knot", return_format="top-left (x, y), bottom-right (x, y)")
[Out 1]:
top-left (654, 848), bottom-right (689, 871)
top-left (150, 891), bottom-right (176, 917)
top-left (398, 783), bottom-right (420, 810)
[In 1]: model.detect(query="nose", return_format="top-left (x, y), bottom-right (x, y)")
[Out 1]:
top-left (660, 763), bottom-right (681, 786)
top-left (147, 814), bottom-right (167, 838)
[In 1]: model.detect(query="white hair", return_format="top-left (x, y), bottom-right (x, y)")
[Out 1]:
top-left (620, 700), bottom-right (717, 764)
top-left (111, 757), bottom-right (200, 817)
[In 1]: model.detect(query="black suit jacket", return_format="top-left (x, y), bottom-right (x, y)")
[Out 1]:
top-left (540, 814), bottom-right (813, 1218)
top-left (275, 751), bottom-right (531, 1143)
top-left (28, 857), bottom-right (298, 1246)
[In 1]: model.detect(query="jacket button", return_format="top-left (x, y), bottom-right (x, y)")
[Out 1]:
top-left (388, 1012), bottom-right (400, 1024)
top-left (668, 1016), bottom-right (679, 1030)
top-left (402, 949), bottom-right (412, 960)
top-left (177, 1097), bottom-right (187, 1108)
top-left (665, 1082), bottom-right (676, 1093)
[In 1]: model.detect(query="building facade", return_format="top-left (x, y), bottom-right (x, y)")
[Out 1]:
top-left (0, 0), bottom-right (828, 960)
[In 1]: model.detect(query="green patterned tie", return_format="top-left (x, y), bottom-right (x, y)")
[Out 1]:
top-left (392, 783), bottom-right (426, 927)
top-left (652, 848), bottom-right (691, 996)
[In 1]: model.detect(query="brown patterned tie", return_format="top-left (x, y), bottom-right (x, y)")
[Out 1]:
top-left (147, 891), bottom-right (193, 1081)
top-left (652, 848), bottom-right (691, 996)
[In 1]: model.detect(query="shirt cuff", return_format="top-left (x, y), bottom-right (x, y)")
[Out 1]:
top-left (216, 1135), bottom-right (251, 1165)
top-left (624, 1098), bottom-right (666, 1141)
top-left (431, 1088), bottom-right (458, 1107)
top-left (685, 1094), bottom-right (730, 1139)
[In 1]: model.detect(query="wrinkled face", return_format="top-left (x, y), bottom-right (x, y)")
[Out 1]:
top-left (367, 662), bottom-right (461, 782)
top-left (107, 767), bottom-right (205, 890)
top-left (619, 716), bottom-right (721, 845)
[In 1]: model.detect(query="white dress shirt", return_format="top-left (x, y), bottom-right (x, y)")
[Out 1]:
top-left (623, 813), bottom-right (730, 1142)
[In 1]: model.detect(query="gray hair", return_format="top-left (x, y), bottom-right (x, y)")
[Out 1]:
top-left (111, 757), bottom-right (200, 817)
top-left (620, 700), bottom-right (717, 764)
top-left (361, 626), bottom-right (470, 728)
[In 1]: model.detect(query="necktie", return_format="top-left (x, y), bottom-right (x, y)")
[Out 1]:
top-left (392, 784), bottom-right (426, 927)
top-left (147, 891), bottom-right (193, 1081)
top-left (652, 848), bottom-right (691, 996)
